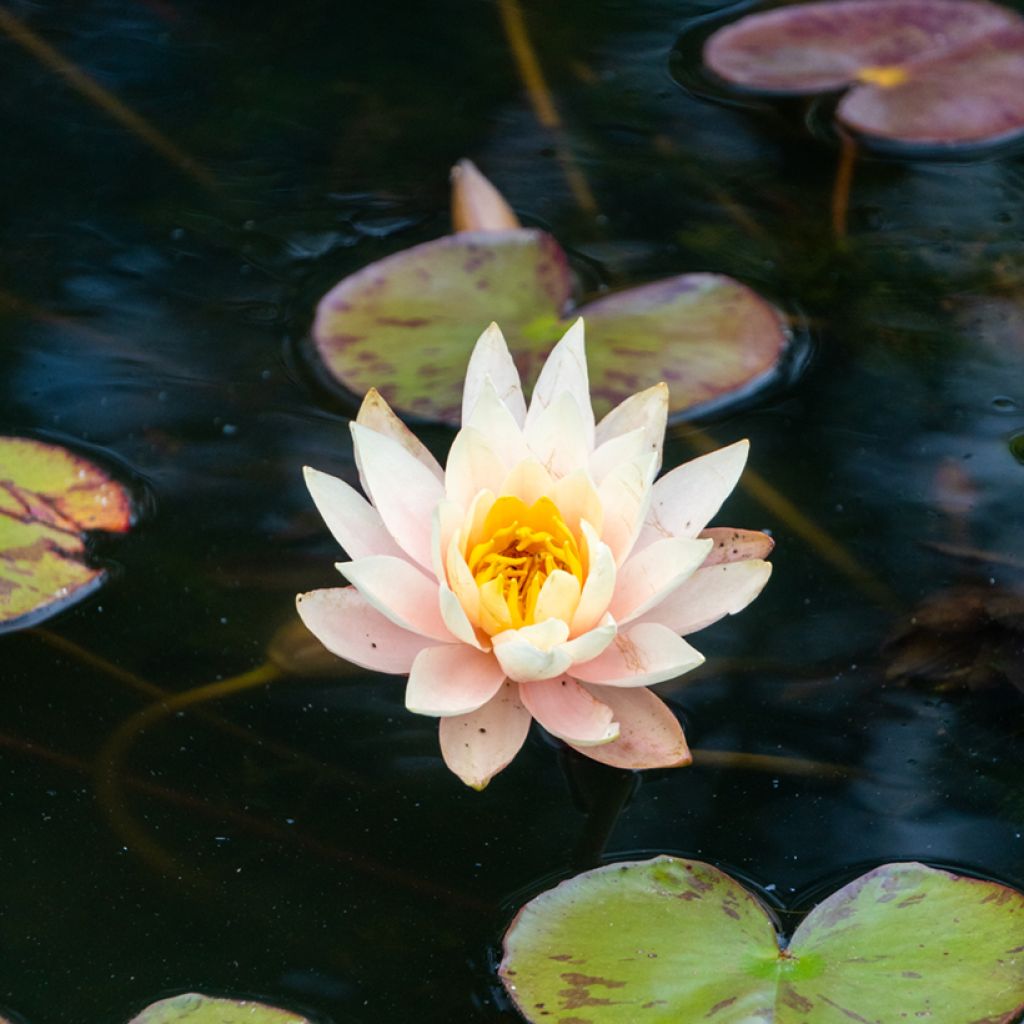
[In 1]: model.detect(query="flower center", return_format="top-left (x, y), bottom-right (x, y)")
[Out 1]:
top-left (467, 495), bottom-right (583, 632)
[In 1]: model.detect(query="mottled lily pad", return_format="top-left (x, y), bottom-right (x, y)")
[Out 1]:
top-left (128, 993), bottom-right (312, 1024)
top-left (704, 0), bottom-right (1024, 147)
top-left (500, 856), bottom-right (1024, 1023)
top-left (312, 230), bottom-right (788, 424)
top-left (0, 436), bottom-right (132, 632)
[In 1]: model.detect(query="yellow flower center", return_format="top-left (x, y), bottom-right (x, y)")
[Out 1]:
top-left (856, 64), bottom-right (909, 88)
top-left (467, 495), bottom-right (583, 632)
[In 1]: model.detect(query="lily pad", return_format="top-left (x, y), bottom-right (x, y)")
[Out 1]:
top-left (0, 436), bottom-right (132, 632)
top-left (500, 856), bottom-right (1024, 1023)
top-left (704, 0), bottom-right (1024, 147)
top-left (128, 993), bottom-right (312, 1024)
top-left (311, 230), bottom-right (788, 424)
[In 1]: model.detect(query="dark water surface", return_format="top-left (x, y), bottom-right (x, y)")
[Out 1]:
top-left (2, 1), bottom-right (1024, 1021)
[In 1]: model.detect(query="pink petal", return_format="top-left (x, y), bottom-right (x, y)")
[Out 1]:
top-left (492, 621), bottom-right (573, 682)
top-left (524, 391), bottom-right (592, 479)
top-left (439, 680), bottom-right (531, 790)
top-left (445, 426), bottom-right (507, 509)
top-left (550, 469), bottom-right (604, 536)
top-left (609, 536), bottom-right (713, 624)
top-left (519, 676), bottom-right (618, 746)
top-left (295, 587), bottom-right (434, 673)
top-left (699, 527), bottom-right (775, 566)
top-left (571, 622), bottom-right (704, 687)
top-left (570, 521), bottom-right (616, 636)
top-left (594, 382), bottom-right (668, 455)
top-left (356, 388), bottom-right (444, 480)
top-left (597, 451), bottom-right (658, 564)
top-left (432, 499), bottom-right (464, 583)
top-left (500, 459), bottom-right (555, 506)
top-left (337, 555), bottom-right (450, 641)
top-left (570, 685), bottom-right (691, 770)
top-left (637, 440), bottom-right (749, 549)
top-left (303, 466), bottom-right (405, 560)
top-left (350, 422), bottom-right (445, 571)
top-left (640, 560), bottom-right (772, 635)
top-left (462, 323), bottom-right (527, 427)
top-left (561, 614), bottom-right (617, 664)
top-left (405, 644), bottom-right (506, 716)
top-left (524, 318), bottom-right (595, 450)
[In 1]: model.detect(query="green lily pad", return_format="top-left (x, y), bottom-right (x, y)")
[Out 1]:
top-left (311, 229), bottom-right (789, 425)
top-left (128, 993), bottom-right (312, 1024)
top-left (0, 436), bottom-right (132, 633)
top-left (500, 856), bottom-right (1024, 1023)
top-left (703, 0), bottom-right (1024, 148)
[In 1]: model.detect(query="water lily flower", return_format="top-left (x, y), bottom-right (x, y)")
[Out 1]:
top-left (297, 320), bottom-right (772, 789)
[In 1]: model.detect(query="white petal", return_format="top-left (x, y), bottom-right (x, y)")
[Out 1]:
top-left (699, 527), bottom-right (775, 566)
top-left (597, 451), bottom-right (658, 565)
top-left (570, 622), bottom-right (705, 687)
top-left (589, 427), bottom-right (649, 485)
top-left (640, 560), bottom-right (772, 635)
top-left (303, 466), bottom-right (405, 560)
top-left (439, 583), bottom-right (489, 650)
top-left (519, 677), bottom-right (618, 746)
top-left (561, 613), bottom-right (617, 664)
top-left (594, 382), bottom-right (669, 456)
top-left (466, 376), bottom-right (532, 469)
top-left (524, 318), bottom-right (595, 450)
top-left (432, 499), bottom-right (464, 583)
top-left (524, 390), bottom-right (591, 479)
top-left (337, 556), bottom-right (450, 641)
top-left (446, 528), bottom-right (482, 626)
top-left (500, 459), bottom-right (555, 506)
top-left (405, 645), bottom-right (506, 716)
top-left (550, 469), bottom-right (604, 536)
top-left (462, 322), bottom-right (527, 427)
top-left (445, 426), bottom-right (507, 509)
top-left (439, 680), bottom-right (531, 790)
top-left (570, 520), bottom-right (616, 636)
top-left (492, 621), bottom-right (573, 682)
top-left (356, 388), bottom-right (443, 480)
top-left (640, 439), bottom-right (750, 545)
top-left (533, 569), bottom-right (582, 626)
top-left (609, 536), bottom-right (714, 624)
top-left (295, 588), bottom-right (434, 673)
top-left (350, 421), bottom-right (445, 571)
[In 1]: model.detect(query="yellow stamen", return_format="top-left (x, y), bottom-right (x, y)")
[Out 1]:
top-left (467, 495), bottom-right (584, 632)
top-left (856, 65), bottom-right (909, 88)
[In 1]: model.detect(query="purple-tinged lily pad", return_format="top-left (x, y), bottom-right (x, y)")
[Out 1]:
top-left (704, 0), bottom-right (1024, 148)
top-left (501, 856), bottom-right (1024, 1023)
top-left (0, 436), bottom-right (132, 633)
top-left (128, 993), bottom-right (312, 1024)
top-left (312, 231), bottom-right (788, 425)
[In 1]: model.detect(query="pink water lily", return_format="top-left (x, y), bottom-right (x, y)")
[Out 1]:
top-left (297, 320), bottom-right (772, 789)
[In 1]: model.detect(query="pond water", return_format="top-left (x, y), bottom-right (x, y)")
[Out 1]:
top-left (2, 1), bottom-right (1024, 1021)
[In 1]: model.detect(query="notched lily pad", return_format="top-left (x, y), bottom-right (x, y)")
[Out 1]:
top-left (500, 856), bottom-right (1024, 1023)
top-left (704, 0), bottom-right (1024, 147)
top-left (128, 993), bottom-right (313, 1024)
top-left (310, 165), bottom-right (790, 425)
top-left (0, 436), bottom-right (132, 632)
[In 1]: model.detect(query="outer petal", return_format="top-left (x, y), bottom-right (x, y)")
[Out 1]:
top-left (445, 426), bottom-right (508, 509)
top-left (570, 521), bottom-right (616, 636)
top-left (640, 560), bottom-right (773, 636)
top-left (570, 685), bottom-right (692, 770)
top-left (296, 588), bottom-right (434, 673)
top-left (350, 422), bottom-right (445, 571)
top-left (303, 467), bottom-right (405, 561)
top-left (462, 322), bottom-right (527, 427)
top-left (337, 555), bottom-right (450, 641)
top-left (589, 427), bottom-right (649, 485)
top-left (492, 621), bottom-right (573, 682)
top-left (519, 677), bottom-right (619, 746)
top-left (524, 318), bottom-right (595, 450)
top-left (638, 440), bottom-right (749, 547)
top-left (524, 390), bottom-right (591, 479)
top-left (405, 644), bottom-right (506, 716)
top-left (609, 536), bottom-right (714, 625)
top-left (699, 527), bottom-right (775, 566)
top-left (594, 382), bottom-right (668, 456)
top-left (560, 613), bottom-right (617, 664)
top-left (439, 680), bottom-right (531, 790)
top-left (356, 388), bottom-right (443, 480)
top-left (570, 622), bottom-right (704, 687)
top-left (597, 451), bottom-right (658, 565)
